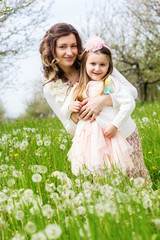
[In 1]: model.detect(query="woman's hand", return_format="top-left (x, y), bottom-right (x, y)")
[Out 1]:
top-left (68, 101), bottom-right (82, 112)
top-left (103, 124), bottom-right (118, 138)
top-left (70, 112), bottom-right (80, 124)
top-left (79, 95), bottom-right (113, 122)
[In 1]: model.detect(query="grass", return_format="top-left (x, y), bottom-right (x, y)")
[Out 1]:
top-left (0, 102), bottom-right (160, 240)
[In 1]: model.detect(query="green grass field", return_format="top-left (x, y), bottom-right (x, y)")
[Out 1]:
top-left (0, 102), bottom-right (160, 240)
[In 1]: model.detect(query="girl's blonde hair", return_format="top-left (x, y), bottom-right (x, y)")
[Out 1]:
top-left (73, 46), bottom-right (113, 101)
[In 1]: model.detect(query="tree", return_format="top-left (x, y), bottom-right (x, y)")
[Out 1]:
top-left (115, 0), bottom-right (160, 101)
top-left (0, 101), bottom-right (6, 122)
top-left (81, 0), bottom-right (160, 101)
top-left (0, 0), bottom-right (54, 92)
top-left (24, 93), bottom-right (53, 119)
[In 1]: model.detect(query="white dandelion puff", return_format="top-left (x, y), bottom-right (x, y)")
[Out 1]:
top-left (45, 223), bottom-right (62, 239)
top-left (31, 231), bottom-right (47, 240)
top-left (32, 174), bottom-right (42, 182)
top-left (25, 221), bottom-right (37, 234)
top-left (15, 210), bottom-right (24, 220)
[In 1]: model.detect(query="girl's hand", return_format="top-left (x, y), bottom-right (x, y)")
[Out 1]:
top-left (79, 95), bottom-right (113, 122)
top-left (103, 124), bottom-right (118, 138)
top-left (68, 101), bottom-right (82, 112)
top-left (70, 112), bottom-right (80, 124)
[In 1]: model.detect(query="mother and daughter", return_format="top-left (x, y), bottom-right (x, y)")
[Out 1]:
top-left (39, 23), bottom-right (151, 184)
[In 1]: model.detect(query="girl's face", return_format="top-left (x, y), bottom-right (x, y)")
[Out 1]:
top-left (86, 52), bottom-right (110, 81)
top-left (55, 33), bottom-right (78, 69)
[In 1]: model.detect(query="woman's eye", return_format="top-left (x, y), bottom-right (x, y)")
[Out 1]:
top-left (91, 63), bottom-right (96, 65)
top-left (72, 45), bottom-right (77, 48)
top-left (59, 46), bottom-right (66, 49)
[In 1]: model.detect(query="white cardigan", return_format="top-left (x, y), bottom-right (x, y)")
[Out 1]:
top-left (43, 67), bottom-right (137, 136)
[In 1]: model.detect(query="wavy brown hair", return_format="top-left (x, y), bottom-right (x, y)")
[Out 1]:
top-left (73, 47), bottom-right (113, 101)
top-left (39, 23), bottom-right (83, 84)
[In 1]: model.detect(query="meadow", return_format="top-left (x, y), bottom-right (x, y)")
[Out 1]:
top-left (0, 102), bottom-right (160, 240)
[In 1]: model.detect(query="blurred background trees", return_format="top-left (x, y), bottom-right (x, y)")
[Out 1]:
top-left (82, 0), bottom-right (160, 101)
top-left (0, 0), bottom-right (159, 121)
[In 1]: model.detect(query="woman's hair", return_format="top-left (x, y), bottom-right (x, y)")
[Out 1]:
top-left (39, 23), bottom-right (83, 84)
top-left (73, 47), bottom-right (113, 101)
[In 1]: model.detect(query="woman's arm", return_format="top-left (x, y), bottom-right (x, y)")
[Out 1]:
top-left (79, 94), bottom-right (113, 122)
top-left (43, 83), bottom-right (76, 136)
top-left (112, 67), bottom-right (138, 100)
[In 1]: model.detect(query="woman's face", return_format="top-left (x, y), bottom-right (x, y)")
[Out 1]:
top-left (86, 52), bottom-right (110, 81)
top-left (55, 34), bottom-right (78, 69)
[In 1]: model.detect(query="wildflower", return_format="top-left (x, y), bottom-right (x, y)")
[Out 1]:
top-left (45, 224), bottom-right (62, 239)
top-left (152, 219), bottom-right (160, 229)
top-left (25, 221), bottom-right (37, 234)
top-left (42, 204), bottom-right (55, 218)
top-left (133, 177), bottom-right (145, 189)
top-left (148, 151), bottom-right (152, 154)
top-left (12, 170), bottom-right (22, 178)
top-left (14, 153), bottom-right (19, 157)
top-left (152, 111), bottom-right (156, 116)
top-left (45, 183), bottom-right (55, 192)
top-left (31, 232), bottom-right (47, 240)
top-left (32, 174), bottom-right (42, 182)
top-left (39, 166), bottom-right (47, 174)
top-left (11, 233), bottom-right (25, 240)
top-left (37, 140), bottom-right (43, 146)
top-left (44, 140), bottom-right (51, 146)
top-left (15, 210), bottom-right (24, 220)
top-left (142, 117), bottom-right (149, 122)
top-left (77, 206), bottom-right (86, 215)
top-left (0, 192), bottom-right (7, 202)
top-left (60, 144), bottom-right (66, 150)
top-left (95, 203), bottom-right (105, 216)
top-left (7, 179), bottom-right (16, 186)
top-left (23, 189), bottom-right (33, 200)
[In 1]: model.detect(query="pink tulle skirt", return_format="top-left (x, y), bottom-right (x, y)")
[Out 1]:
top-left (68, 121), bottom-right (134, 176)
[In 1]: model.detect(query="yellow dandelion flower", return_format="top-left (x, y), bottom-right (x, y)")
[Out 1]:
top-left (55, 137), bottom-right (59, 139)
top-left (41, 139), bottom-right (44, 141)
top-left (148, 151), bottom-right (152, 154)
top-left (9, 154), bottom-right (13, 157)
top-left (14, 153), bottom-right (19, 157)
top-left (152, 166), bottom-right (156, 170)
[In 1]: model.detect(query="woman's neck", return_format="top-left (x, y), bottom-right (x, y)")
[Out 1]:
top-left (62, 66), bottom-right (79, 83)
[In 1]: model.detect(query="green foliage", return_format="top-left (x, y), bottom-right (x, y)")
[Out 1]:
top-left (24, 94), bottom-right (53, 119)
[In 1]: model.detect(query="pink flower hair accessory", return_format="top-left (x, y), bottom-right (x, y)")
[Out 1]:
top-left (85, 36), bottom-right (111, 52)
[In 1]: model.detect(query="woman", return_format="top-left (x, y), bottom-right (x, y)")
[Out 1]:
top-left (39, 23), bottom-right (137, 136)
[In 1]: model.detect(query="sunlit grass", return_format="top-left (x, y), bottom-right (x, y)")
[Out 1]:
top-left (0, 102), bottom-right (160, 240)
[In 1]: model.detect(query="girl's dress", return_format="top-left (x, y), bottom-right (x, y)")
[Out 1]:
top-left (67, 77), bottom-right (134, 176)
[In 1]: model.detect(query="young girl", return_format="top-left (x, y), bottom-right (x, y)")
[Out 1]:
top-left (61, 36), bottom-right (151, 184)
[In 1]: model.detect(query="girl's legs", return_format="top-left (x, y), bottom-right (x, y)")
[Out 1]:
top-left (126, 128), bottom-right (152, 185)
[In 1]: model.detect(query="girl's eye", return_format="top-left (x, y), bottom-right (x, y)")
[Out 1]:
top-left (101, 64), bottom-right (105, 66)
top-left (91, 63), bottom-right (96, 65)
top-left (59, 46), bottom-right (66, 49)
top-left (72, 45), bottom-right (77, 48)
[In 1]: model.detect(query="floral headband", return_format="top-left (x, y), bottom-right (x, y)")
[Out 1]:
top-left (85, 36), bottom-right (111, 52)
